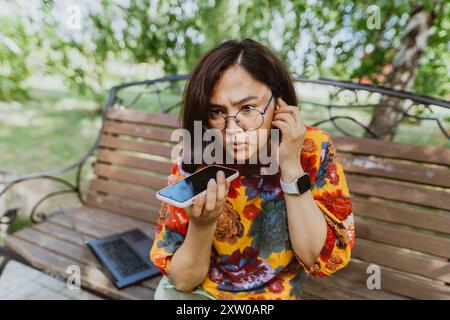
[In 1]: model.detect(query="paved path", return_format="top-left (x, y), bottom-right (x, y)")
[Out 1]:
top-left (0, 259), bottom-right (103, 300)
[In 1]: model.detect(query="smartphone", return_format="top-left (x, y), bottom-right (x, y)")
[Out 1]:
top-left (156, 165), bottom-right (239, 208)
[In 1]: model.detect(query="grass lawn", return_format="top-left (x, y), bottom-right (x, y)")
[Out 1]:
top-left (0, 89), bottom-right (102, 175)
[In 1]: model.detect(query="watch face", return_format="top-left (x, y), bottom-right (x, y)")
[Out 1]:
top-left (296, 173), bottom-right (311, 194)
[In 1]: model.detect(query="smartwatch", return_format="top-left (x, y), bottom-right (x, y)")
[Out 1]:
top-left (280, 173), bottom-right (311, 195)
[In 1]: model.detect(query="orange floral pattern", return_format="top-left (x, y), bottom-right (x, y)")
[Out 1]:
top-left (215, 202), bottom-right (244, 244)
top-left (150, 126), bottom-right (355, 299)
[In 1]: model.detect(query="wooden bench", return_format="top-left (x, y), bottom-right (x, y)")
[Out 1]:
top-left (2, 73), bottom-right (450, 300)
top-left (3, 106), bottom-right (449, 300)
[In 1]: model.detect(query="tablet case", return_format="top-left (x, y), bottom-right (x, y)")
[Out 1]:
top-left (86, 228), bottom-right (161, 289)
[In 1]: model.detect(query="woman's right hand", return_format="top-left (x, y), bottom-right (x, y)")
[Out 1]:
top-left (185, 170), bottom-right (231, 227)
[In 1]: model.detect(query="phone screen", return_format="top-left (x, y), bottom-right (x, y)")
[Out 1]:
top-left (158, 165), bottom-right (238, 203)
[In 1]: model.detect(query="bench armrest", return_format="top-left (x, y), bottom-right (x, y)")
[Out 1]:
top-left (0, 149), bottom-right (97, 223)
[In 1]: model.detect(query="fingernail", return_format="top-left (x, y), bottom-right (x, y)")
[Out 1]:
top-left (209, 178), bottom-right (216, 185)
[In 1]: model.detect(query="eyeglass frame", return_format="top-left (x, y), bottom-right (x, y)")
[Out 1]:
top-left (206, 91), bottom-right (276, 132)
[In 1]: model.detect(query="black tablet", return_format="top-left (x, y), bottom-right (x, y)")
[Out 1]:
top-left (86, 228), bottom-right (161, 289)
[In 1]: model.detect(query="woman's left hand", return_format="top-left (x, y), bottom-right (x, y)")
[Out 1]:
top-left (271, 97), bottom-right (306, 169)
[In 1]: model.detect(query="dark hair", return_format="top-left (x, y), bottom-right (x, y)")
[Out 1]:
top-left (181, 39), bottom-right (298, 173)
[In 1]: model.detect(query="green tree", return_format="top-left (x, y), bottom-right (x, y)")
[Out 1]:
top-left (0, 17), bottom-right (31, 100)
top-left (1, 0), bottom-right (449, 140)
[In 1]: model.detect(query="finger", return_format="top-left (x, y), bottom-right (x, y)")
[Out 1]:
top-left (275, 105), bottom-right (301, 124)
top-left (274, 106), bottom-right (295, 113)
top-left (273, 112), bottom-right (296, 128)
top-left (216, 171), bottom-right (226, 205)
top-left (191, 195), bottom-right (205, 218)
top-left (276, 97), bottom-right (303, 115)
top-left (225, 179), bottom-right (231, 195)
top-left (168, 174), bottom-right (179, 185)
top-left (273, 115), bottom-right (296, 136)
top-left (276, 97), bottom-right (289, 109)
top-left (203, 178), bottom-right (217, 212)
top-left (276, 107), bottom-right (304, 130)
top-left (271, 120), bottom-right (288, 135)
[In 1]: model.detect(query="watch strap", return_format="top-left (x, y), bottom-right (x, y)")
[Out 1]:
top-left (280, 173), bottom-right (311, 195)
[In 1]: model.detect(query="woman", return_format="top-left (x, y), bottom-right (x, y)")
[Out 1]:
top-left (150, 39), bottom-right (355, 300)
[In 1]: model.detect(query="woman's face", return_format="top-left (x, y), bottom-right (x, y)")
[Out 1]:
top-left (208, 65), bottom-right (276, 162)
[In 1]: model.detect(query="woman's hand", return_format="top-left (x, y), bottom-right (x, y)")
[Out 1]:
top-left (185, 170), bottom-right (231, 227)
top-left (271, 97), bottom-right (306, 172)
top-left (168, 170), bottom-right (230, 292)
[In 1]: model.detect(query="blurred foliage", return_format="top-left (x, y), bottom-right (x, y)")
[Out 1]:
top-left (0, 17), bottom-right (30, 100)
top-left (0, 0), bottom-right (449, 102)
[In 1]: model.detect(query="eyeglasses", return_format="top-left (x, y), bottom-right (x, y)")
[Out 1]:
top-left (207, 92), bottom-right (276, 132)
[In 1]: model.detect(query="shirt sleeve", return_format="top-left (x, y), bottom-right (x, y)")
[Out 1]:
top-left (149, 161), bottom-right (189, 277)
top-left (295, 131), bottom-right (355, 278)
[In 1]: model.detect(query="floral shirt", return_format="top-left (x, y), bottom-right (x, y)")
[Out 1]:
top-left (150, 126), bottom-right (355, 300)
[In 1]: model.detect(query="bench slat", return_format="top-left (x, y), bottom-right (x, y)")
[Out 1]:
top-left (48, 213), bottom-right (155, 253)
top-left (353, 195), bottom-right (450, 234)
top-left (303, 279), bottom-right (377, 300)
top-left (352, 238), bottom-right (450, 283)
top-left (49, 212), bottom-right (128, 240)
top-left (93, 163), bottom-right (167, 190)
top-left (89, 179), bottom-right (161, 207)
top-left (17, 227), bottom-right (101, 268)
top-left (355, 216), bottom-right (450, 258)
top-left (332, 135), bottom-right (450, 166)
top-left (34, 220), bottom-right (95, 246)
top-left (106, 108), bottom-right (180, 128)
top-left (340, 154), bottom-right (450, 188)
top-left (34, 218), bottom-right (95, 245)
top-left (49, 213), bottom-right (128, 240)
top-left (49, 206), bottom-right (155, 238)
top-left (337, 258), bottom-right (450, 299)
top-left (45, 207), bottom-right (162, 287)
top-left (304, 273), bottom-right (408, 300)
top-left (99, 135), bottom-right (173, 159)
top-left (85, 191), bottom-right (159, 223)
top-left (301, 292), bottom-right (321, 300)
top-left (32, 215), bottom-right (162, 292)
top-left (97, 149), bottom-right (172, 175)
top-left (5, 236), bottom-right (155, 299)
top-left (348, 174), bottom-right (450, 210)
top-left (103, 120), bottom-right (175, 143)
top-left (45, 208), bottom-right (162, 290)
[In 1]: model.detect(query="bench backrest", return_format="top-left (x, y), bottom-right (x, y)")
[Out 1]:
top-left (86, 108), bottom-right (179, 222)
top-left (87, 108), bottom-right (450, 299)
top-left (333, 135), bottom-right (450, 299)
